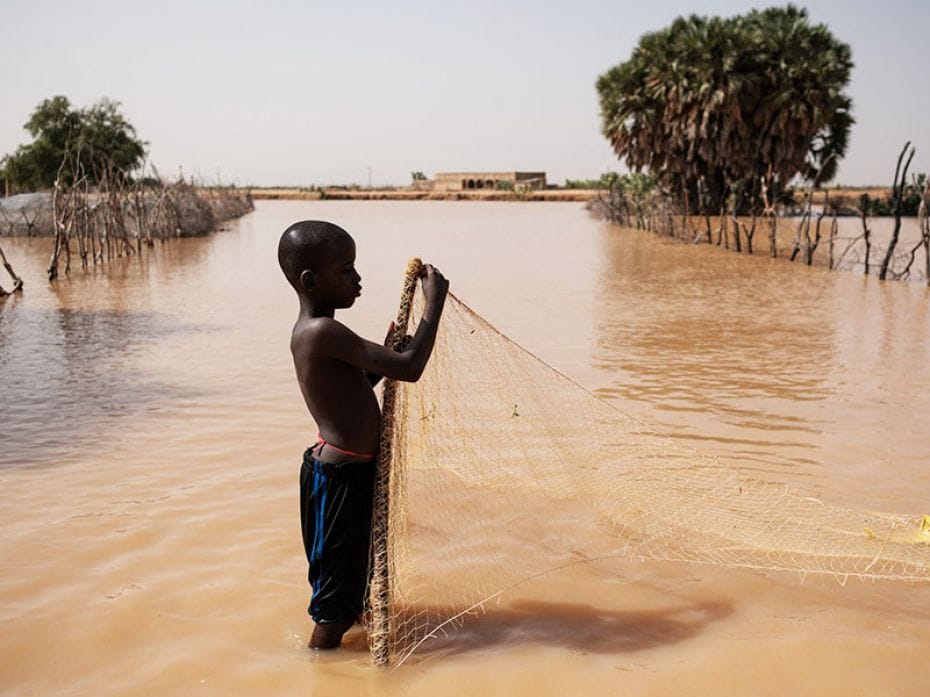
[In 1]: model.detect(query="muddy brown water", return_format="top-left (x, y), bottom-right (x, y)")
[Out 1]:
top-left (1, 201), bottom-right (929, 695)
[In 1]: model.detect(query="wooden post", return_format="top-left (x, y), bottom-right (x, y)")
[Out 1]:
top-left (879, 142), bottom-right (915, 281)
top-left (858, 195), bottom-right (872, 275)
top-left (0, 240), bottom-right (23, 295)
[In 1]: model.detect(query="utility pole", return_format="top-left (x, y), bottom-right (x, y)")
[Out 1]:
top-left (367, 166), bottom-right (372, 190)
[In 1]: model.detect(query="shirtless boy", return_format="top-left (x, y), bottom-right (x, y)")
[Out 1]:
top-left (277, 220), bottom-right (448, 649)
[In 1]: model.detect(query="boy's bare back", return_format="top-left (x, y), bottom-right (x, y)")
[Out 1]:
top-left (291, 316), bottom-right (384, 459)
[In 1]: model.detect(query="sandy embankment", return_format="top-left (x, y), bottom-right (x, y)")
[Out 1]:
top-left (249, 186), bottom-right (896, 205)
top-left (249, 188), bottom-right (601, 202)
top-left (810, 187), bottom-right (892, 205)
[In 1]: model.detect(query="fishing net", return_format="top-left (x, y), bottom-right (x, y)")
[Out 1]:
top-left (367, 259), bottom-right (930, 667)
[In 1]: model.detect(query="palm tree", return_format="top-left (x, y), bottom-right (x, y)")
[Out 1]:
top-left (597, 5), bottom-right (853, 213)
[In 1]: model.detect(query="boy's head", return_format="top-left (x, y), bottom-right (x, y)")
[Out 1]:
top-left (278, 220), bottom-right (361, 308)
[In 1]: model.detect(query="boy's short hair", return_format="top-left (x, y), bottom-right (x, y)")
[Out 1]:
top-left (278, 220), bottom-right (353, 290)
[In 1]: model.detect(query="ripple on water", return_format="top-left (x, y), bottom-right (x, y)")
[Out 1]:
top-left (0, 305), bottom-right (215, 467)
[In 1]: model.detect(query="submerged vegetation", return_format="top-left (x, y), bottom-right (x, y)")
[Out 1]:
top-left (0, 164), bottom-right (253, 290)
top-left (44, 143), bottom-right (252, 281)
top-left (0, 95), bottom-right (253, 293)
top-left (590, 143), bottom-right (930, 284)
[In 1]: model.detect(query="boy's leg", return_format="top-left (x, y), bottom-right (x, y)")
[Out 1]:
top-left (309, 620), bottom-right (355, 649)
top-left (299, 450), bottom-right (375, 649)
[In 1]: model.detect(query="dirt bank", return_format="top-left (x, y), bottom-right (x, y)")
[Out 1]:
top-left (249, 188), bottom-right (600, 202)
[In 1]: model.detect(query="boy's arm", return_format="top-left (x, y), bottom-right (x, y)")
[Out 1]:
top-left (317, 265), bottom-right (449, 382)
top-left (366, 323), bottom-right (412, 386)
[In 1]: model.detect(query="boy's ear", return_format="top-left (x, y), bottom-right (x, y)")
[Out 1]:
top-left (299, 269), bottom-right (314, 291)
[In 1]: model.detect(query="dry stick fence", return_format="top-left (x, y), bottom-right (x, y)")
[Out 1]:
top-left (591, 143), bottom-right (930, 286)
top-left (829, 144), bottom-right (928, 283)
top-left (919, 180), bottom-right (930, 283)
top-left (0, 198), bottom-right (36, 295)
top-left (47, 150), bottom-right (253, 281)
top-left (0, 240), bottom-right (23, 296)
top-left (879, 142), bottom-right (917, 281)
top-left (0, 198), bottom-right (47, 238)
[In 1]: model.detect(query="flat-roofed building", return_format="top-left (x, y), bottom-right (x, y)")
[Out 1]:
top-left (432, 171), bottom-right (547, 192)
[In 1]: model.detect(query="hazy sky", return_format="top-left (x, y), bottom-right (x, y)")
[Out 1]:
top-left (2, 0), bottom-right (928, 187)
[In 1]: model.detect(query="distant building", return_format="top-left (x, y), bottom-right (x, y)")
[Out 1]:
top-left (432, 171), bottom-right (547, 192)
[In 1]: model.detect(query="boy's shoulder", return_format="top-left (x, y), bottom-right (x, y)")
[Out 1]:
top-left (292, 316), bottom-right (359, 356)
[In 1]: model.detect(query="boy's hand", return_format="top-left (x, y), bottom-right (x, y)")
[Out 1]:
top-left (384, 321), bottom-right (412, 352)
top-left (421, 264), bottom-right (449, 305)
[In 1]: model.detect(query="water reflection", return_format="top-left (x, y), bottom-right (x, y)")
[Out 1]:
top-left (0, 305), bottom-right (203, 467)
top-left (592, 226), bottom-right (837, 474)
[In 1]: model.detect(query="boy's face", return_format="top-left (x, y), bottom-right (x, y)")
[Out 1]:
top-left (308, 237), bottom-right (362, 310)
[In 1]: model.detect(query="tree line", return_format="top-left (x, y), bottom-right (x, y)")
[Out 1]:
top-left (1, 96), bottom-right (145, 194)
top-left (597, 5), bottom-right (852, 216)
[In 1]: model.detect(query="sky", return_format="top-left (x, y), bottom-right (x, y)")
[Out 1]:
top-left (1, 0), bottom-right (928, 187)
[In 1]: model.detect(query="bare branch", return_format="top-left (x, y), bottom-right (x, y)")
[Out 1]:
top-left (879, 142), bottom-right (916, 280)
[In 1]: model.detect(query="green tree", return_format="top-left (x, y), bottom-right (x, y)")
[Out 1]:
top-left (1, 96), bottom-right (146, 192)
top-left (596, 5), bottom-right (853, 212)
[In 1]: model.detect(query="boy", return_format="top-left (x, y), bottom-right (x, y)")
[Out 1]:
top-left (277, 220), bottom-right (448, 649)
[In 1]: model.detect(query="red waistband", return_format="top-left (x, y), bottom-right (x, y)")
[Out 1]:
top-left (316, 435), bottom-right (375, 459)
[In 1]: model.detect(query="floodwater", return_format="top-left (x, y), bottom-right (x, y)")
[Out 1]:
top-left (1, 201), bottom-right (929, 696)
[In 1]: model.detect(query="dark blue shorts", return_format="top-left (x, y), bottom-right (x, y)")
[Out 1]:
top-left (299, 448), bottom-right (375, 624)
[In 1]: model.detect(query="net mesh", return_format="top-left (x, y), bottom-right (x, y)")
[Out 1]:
top-left (367, 259), bottom-right (930, 667)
